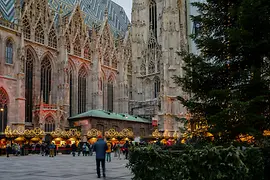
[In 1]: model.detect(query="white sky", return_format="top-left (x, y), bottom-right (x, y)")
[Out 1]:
top-left (112, 0), bottom-right (132, 21)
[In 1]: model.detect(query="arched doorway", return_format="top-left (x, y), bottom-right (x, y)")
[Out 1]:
top-left (0, 88), bottom-right (8, 132)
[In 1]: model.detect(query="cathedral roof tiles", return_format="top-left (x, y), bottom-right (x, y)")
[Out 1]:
top-left (0, 0), bottom-right (129, 36)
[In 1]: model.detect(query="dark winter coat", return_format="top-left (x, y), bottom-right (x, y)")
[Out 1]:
top-left (93, 139), bottom-right (108, 159)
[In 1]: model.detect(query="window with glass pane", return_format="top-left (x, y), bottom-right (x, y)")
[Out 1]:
top-left (5, 40), bottom-right (13, 64)
top-left (78, 67), bottom-right (87, 114)
top-left (149, 0), bottom-right (157, 38)
top-left (23, 18), bottom-right (31, 39)
top-left (154, 77), bottom-right (160, 98)
top-left (107, 80), bottom-right (114, 112)
top-left (48, 28), bottom-right (57, 49)
top-left (35, 21), bottom-right (44, 44)
top-left (25, 49), bottom-right (34, 122)
top-left (40, 57), bottom-right (51, 104)
top-left (68, 68), bottom-right (73, 117)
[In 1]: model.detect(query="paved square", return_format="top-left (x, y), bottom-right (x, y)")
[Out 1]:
top-left (0, 154), bottom-right (132, 180)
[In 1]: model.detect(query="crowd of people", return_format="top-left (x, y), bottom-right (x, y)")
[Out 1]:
top-left (4, 138), bottom-right (134, 159)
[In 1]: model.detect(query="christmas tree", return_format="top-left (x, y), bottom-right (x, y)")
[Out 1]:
top-left (174, 0), bottom-right (270, 143)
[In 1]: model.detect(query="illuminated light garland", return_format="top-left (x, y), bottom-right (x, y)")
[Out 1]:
top-left (87, 129), bottom-right (102, 138)
top-left (51, 128), bottom-right (81, 139)
top-left (103, 128), bottom-right (134, 138)
top-left (5, 126), bottom-right (45, 138)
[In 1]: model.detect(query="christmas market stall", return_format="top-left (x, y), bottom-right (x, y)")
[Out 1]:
top-left (50, 128), bottom-right (81, 154)
top-left (104, 128), bottom-right (120, 144)
top-left (87, 129), bottom-right (102, 144)
top-left (104, 128), bottom-right (134, 144)
top-left (118, 128), bottom-right (134, 143)
top-left (5, 126), bottom-right (45, 145)
top-left (51, 128), bottom-right (81, 146)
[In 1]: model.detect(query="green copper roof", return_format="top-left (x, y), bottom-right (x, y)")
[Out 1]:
top-left (69, 110), bottom-right (150, 124)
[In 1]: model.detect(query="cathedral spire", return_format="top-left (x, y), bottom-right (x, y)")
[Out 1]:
top-left (104, 8), bottom-right (108, 20)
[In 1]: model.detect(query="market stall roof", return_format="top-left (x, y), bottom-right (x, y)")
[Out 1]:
top-left (68, 110), bottom-right (150, 124)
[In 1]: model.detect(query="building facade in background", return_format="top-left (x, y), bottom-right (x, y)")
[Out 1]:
top-left (130, 0), bottom-right (188, 133)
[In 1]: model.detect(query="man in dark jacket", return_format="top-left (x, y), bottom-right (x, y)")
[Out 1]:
top-left (71, 143), bottom-right (77, 157)
top-left (93, 135), bottom-right (108, 178)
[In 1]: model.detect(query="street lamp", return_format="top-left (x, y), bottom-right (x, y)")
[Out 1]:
top-left (0, 108), bottom-right (4, 133)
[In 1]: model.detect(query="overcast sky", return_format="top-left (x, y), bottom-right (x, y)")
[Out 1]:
top-left (112, 0), bottom-right (132, 21)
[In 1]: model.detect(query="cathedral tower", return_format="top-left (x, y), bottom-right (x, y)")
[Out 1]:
top-left (130, 0), bottom-right (188, 133)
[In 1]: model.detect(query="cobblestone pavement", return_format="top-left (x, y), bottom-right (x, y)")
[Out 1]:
top-left (0, 154), bottom-right (132, 180)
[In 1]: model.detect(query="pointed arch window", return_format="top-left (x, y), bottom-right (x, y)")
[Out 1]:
top-left (23, 18), bottom-right (31, 39)
top-left (65, 33), bottom-right (71, 53)
top-left (40, 56), bottom-right (52, 104)
top-left (149, 0), bottom-right (157, 38)
top-left (0, 89), bottom-right (8, 132)
top-left (35, 21), bottom-right (44, 44)
top-left (107, 78), bottom-right (114, 112)
top-left (25, 49), bottom-right (34, 122)
top-left (5, 39), bottom-right (13, 64)
top-left (148, 61), bottom-right (155, 74)
top-left (78, 67), bottom-right (87, 114)
top-left (44, 116), bottom-right (55, 132)
top-left (154, 77), bottom-right (160, 98)
top-left (84, 41), bottom-right (91, 60)
top-left (48, 28), bottom-right (57, 49)
top-left (112, 55), bottom-right (118, 69)
top-left (140, 63), bottom-right (146, 76)
top-left (74, 36), bottom-right (81, 56)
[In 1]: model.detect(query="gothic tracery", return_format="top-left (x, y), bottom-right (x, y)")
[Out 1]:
top-left (35, 20), bottom-right (45, 44)
top-left (48, 27), bottom-right (57, 49)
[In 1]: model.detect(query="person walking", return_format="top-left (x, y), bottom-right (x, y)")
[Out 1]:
top-left (6, 144), bottom-right (12, 158)
top-left (49, 143), bottom-right (55, 157)
top-left (123, 141), bottom-right (130, 160)
top-left (106, 141), bottom-right (112, 162)
top-left (85, 144), bottom-right (90, 156)
top-left (71, 143), bottom-right (77, 157)
top-left (82, 143), bottom-right (87, 156)
top-left (93, 135), bottom-right (108, 178)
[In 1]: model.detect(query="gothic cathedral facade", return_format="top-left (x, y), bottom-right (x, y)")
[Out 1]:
top-left (0, 0), bottom-right (132, 132)
top-left (0, 0), bottom-right (188, 135)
